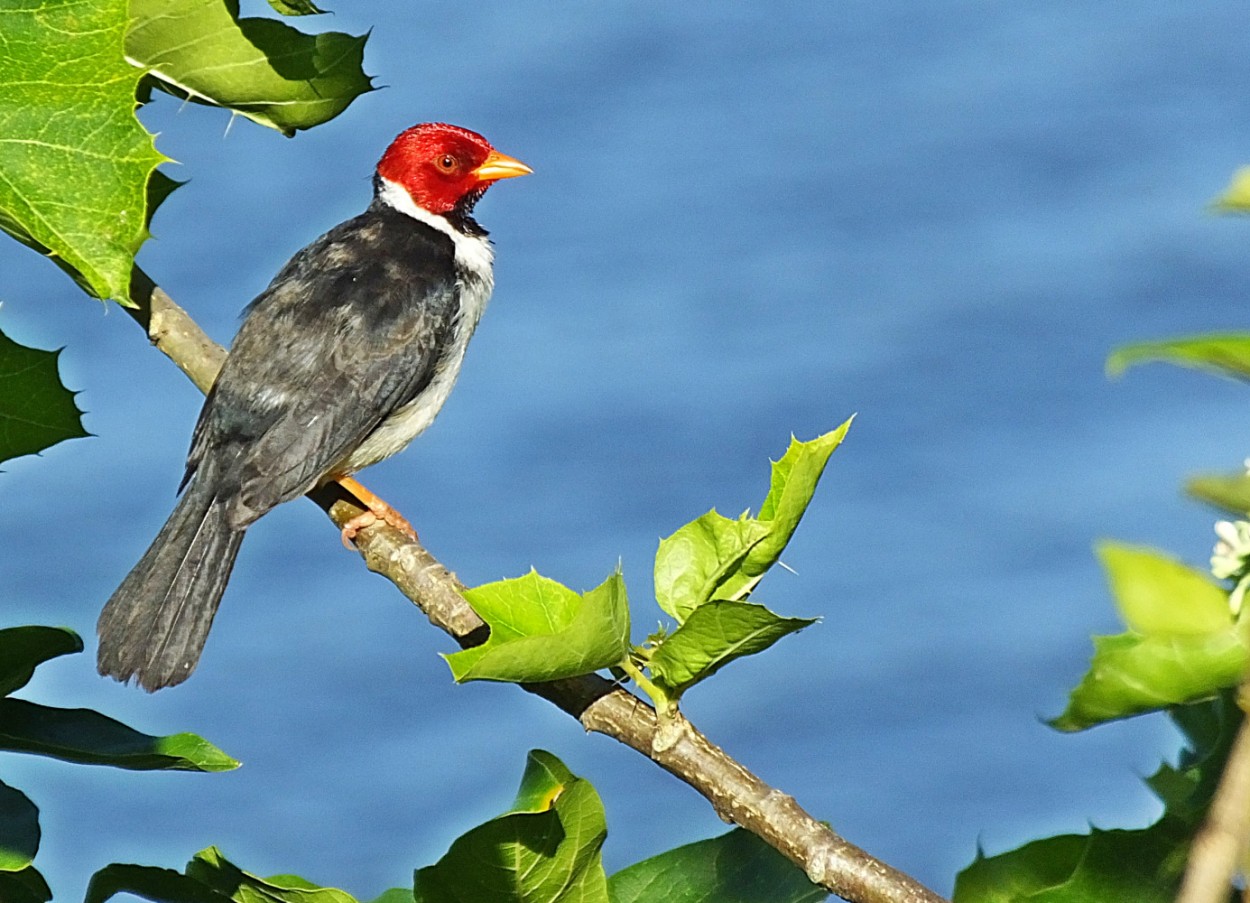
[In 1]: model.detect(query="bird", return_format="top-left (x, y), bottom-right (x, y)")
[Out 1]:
top-left (97, 122), bottom-right (531, 691)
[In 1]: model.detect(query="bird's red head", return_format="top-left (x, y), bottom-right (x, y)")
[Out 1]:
top-left (376, 122), bottom-right (532, 215)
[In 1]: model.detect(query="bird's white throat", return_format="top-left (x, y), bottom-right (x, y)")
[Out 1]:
top-left (377, 176), bottom-right (496, 282)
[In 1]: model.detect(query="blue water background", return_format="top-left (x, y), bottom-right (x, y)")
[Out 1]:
top-left (4, 2), bottom-right (1250, 898)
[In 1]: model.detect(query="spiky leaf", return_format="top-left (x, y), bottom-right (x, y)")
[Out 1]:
top-left (654, 422), bottom-right (852, 621)
top-left (654, 512), bottom-right (769, 622)
top-left (953, 820), bottom-right (1189, 903)
top-left (0, 0), bottom-right (168, 301)
top-left (959, 694), bottom-right (1231, 903)
top-left (648, 601), bottom-right (814, 694)
top-left (445, 570), bottom-right (631, 683)
top-left (1052, 544), bottom-right (1246, 731)
top-left (741, 421), bottom-right (853, 575)
top-left (0, 331), bottom-right (89, 464)
top-left (128, 0), bottom-right (374, 137)
top-left (1144, 692), bottom-right (1239, 826)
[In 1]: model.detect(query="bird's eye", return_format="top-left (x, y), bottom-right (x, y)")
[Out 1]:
top-left (436, 154), bottom-right (457, 172)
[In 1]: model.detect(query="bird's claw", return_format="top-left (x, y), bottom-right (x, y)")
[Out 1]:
top-left (340, 502), bottom-right (418, 548)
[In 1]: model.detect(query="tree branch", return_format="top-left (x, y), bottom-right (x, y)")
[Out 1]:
top-left (121, 269), bottom-right (949, 903)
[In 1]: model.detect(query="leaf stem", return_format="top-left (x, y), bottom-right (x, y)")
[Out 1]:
top-left (618, 654), bottom-right (677, 719)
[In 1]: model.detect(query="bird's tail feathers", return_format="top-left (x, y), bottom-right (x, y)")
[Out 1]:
top-left (97, 481), bottom-right (244, 691)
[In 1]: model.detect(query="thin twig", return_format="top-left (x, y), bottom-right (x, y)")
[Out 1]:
top-left (121, 270), bottom-right (949, 903)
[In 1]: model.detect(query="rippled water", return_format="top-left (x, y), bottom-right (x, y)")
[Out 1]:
top-left (4, 3), bottom-right (1249, 898)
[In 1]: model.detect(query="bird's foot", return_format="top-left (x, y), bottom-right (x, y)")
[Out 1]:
top-left (335, 475), bottom-right (418, 548)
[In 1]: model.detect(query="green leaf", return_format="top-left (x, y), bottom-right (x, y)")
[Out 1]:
top-left (0, 781), bottom-right (38, 873)
top-left (266, 0), bottom-right (327, 15)
top-left (0, 698), bottom-right (239, 772)
top-left (0, 867), bottom-right (50, 903)
top-left (509, 748), bottom-right (577, 814)
top-left (187, 847), bottom-right (360, 902)
top-left (1096, 543), bottom-right (1231, 636)
top-left (88, 856), bottom-right (367, 903)
top-left (0, 626), bottom-right (82, 696)
top-left (1051, 630), bottom-right (1248, 732)
top-left (648, 601), bottom-right (815, 694)
top-left (1144, 692), bottom-right (1240, 826)
top-left (147, 170), bottom-right (186, 228)
top-left (654, 423), bottom-right (852, 621)
top-left (1187, 471), bottom-right (1250, 517)
top-left (0, 787), bottom-right (47, 903)
top-left (0, 0), bottom-right (168, 301)
top-left (608, 828), bottom-right (826, 903)
top-left (127, 0), bottom-right (375, 137)
top-left (654, 512), bottom-right (769, 622)
top-left (727, 422), bottom-right (852, 590)
top-left (1051, 543), bottom-right (1249, 731)
top-left (86, 864), bottom-right (233, 903)
top-left (1107, 334), bottom-right (1250, 382)
top-left (445, 570), bottom-right (631, 683)
top-left (367, 891), bottom-right (414, 903)
top-left (952, 820), bottom-right (1190, 903)
top-left (0, 328), bottom-right (90, 465)
top-left (415, 750), bottom-right (610, 903)
top-left (755, 423), bottom-right (853, 541)
top-left (1211, 166), bottom-right (1250, 214)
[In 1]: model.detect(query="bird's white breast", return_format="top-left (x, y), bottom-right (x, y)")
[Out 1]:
top-left (339, 179), bottom-right (496, 473)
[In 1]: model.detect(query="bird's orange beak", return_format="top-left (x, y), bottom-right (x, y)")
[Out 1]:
top-left (473, 150), bottom-right (533, 182)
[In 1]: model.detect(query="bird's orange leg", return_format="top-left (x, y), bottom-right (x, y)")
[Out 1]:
top-left (335, 475), bottom-right (418, 547)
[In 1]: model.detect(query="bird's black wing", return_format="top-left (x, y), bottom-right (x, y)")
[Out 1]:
top-left (185, 207), bottom-right (463, 528)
